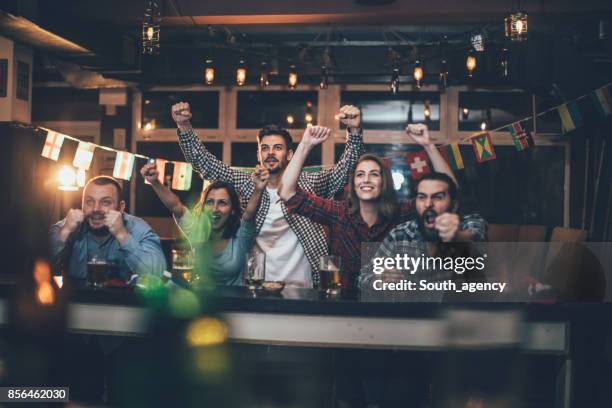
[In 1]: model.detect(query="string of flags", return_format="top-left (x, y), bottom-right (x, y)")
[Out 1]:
top-left (37, 82), bottom-right (611, 189)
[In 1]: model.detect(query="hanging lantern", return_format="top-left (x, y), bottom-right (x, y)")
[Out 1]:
top-left (505, 11), bottom-right (528, 42)
top-left (141, 1), bottom-right (161, 55)
top-left (259, 62), bottom-right (269, 88)
top-left (236, 59), bottom-right (247, 86)
top-left (471, 32), bottom-right (486, 52)
top-left (466, 52), bottom-right (477, 78)
top-left (288, 65), bottom-right (298, 89)
top-left (204, 59), bottom-right (214, 85)
top-left (413, 59), bottom-right (424, 89)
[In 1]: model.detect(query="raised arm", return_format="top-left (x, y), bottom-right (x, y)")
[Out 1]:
top-left (244, 165), bottom-right (269, 221)
top-left (304, 105), bottom-right (366, 198)
top-left (172, 102), bottom-right (250, 188)
top-left (140, 162), bottom-right (188, 219)
top-left (406, 124), bottom-right (458, 187)
top-left (278, 125), bottom-right (331, 201)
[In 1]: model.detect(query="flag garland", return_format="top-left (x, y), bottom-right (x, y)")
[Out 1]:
top-left (33, 82), bottom-right (612, 184)
top-left (145, 159), bottom-right (167, 185)
top-left (41, 130), bottom-right (65, 161)
top-left (406, 151), bottom-right (431, 180)
top-left (73, 142), bottom-right (95, 170)
top-left (507, 121), bottom-right (534, 152)
top-left (113, 151), bottom-right (135, 181)
top-left (172, 162), bottom-right (193, 191)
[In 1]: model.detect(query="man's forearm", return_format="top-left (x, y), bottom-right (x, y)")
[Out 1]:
top-left (150, 182), bottom-right (186, 218)
top-left (244, 188), bottom-right (263, 221)
top-left (279, 142), bottom-right (312, 200)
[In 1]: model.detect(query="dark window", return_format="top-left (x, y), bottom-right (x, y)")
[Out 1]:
top-left (136, 141), bottom-right (222, 216)
top-left (231, 142), bottom-right (322, 167)
top-left (340, 91), bottom-right (440, 130)
top-left (237, 91), bottom-right (317, 129)
top-left (458, 91), bottom-right (532, 132)
top-left (142, 91), bottom-right (219, 129)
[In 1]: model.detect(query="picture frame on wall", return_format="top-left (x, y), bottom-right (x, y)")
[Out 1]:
top-left (0, 59), bottom-right (7, 98)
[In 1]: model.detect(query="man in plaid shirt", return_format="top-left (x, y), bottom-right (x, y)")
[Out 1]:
top-left (172, 102), bottom-right (365, 287)
top-left (359, 172), bottom-right (487, 292)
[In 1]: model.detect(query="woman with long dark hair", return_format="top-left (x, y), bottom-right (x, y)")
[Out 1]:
top-left (278, 120), bottom-right (457, 289)
top-left (141, 163), bottom-right (268, 285)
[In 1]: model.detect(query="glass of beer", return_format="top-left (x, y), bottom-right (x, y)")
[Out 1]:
top-left (244, 250), bottom-right (266, 290)
top-left (87, 254), bottom-right (108, 289)
top-left (319, 255), bottom-right (342, 296)
top-left (172, 248), bottom-right (196, 284)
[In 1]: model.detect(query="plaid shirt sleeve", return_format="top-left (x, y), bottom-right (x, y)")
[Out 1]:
top-left (398, 199), bottom-right (415, 222)
top-left (302, 129), bottom-right (365, 198)
top-left (460, 213), bottom-right (488, 242)
top-left (177, 128), bottom-right (251, 188)
top-left (284, 188), bottom-right (344, 226)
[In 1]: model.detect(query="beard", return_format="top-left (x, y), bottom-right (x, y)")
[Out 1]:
top-left (86, 211), bottom-right (110, 236)
top-left (417, 208), bottom-right (440, 242)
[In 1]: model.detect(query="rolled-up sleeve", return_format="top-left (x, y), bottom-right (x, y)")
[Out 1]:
top-left (284, 188), bottom-right (343, 226)
top-left (460, 214), bottom-right (488, 242)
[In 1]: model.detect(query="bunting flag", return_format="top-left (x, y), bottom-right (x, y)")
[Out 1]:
top-left (41, 130), bottom-right (65, 161)
top-left (591, 86), bottom-right (612, 117)
top-left (113, 151), bottom-right (135, 181)
top-left (172, 162), bottom-right (193, 191)
top-left (471, 132), bottom-right (496, 163)
top-left (73, 142), bottom-right (95, 170)
top-left (406, 151), bottom-right (431, 180)
top-left (507, 121), bottom-right (534, 152)
top-left (558, 102), bottom-right (584, 133)
top-left (438, 143), bottom-right (464, 170)
top-left (145, 159), bottom-right (167, 185)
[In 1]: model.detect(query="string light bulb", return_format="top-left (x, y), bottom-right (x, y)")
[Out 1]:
top-left (390, 68), bottom-right (400, 95)
top-left (305, 113), bottom-right (313, 124)
top-left (505, 11), bottom-right (528, 42)
top-left (204, 59), bottom-right (214, 85)
top-left (466, 52), bottom-right (477, 78)
top-left (236, 59), bottom-right (247, 86)
top-left (439, 58), bottom-right (449, 90)
top-left (58, 166), bottom-right (78, 191)
top-left (286, 115), bottom-right (295, 126)
top-left (319, 65), bottom-right (328, 89)
top-left (462, 107), bottom-right (470, 120)
top-left (423, 101), bottom-right (431, 121)
top-left (413, 60), bottom-right (424, 89)
top-left (480, 121), bottom-right (488, 131)
top-left (259, 62), bottom-right (269, 88)
top-left (288, 65), bottom-right (298, 89)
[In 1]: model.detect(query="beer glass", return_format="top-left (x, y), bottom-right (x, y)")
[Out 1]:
top-left (244, 251), bottom-right (266, 290)
top-left (87, 254), bottom-right (108, 289)
top-left (319, 255), bottom-right (342, 296)
top-left (172, 248), bottom-right (196, 283)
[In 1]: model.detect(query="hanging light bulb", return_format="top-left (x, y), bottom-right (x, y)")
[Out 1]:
top-left (423, 101), bottom-right (431, 121)
top-left (58, 166), bottom-right (78, 191)
top-left (236, 59), bottom-right (247, 86)
top-left (501, 46), bottom-right (509, 78)
top-left (466, 52), bottom-right (477, 78)
top-left (204, 59), bottom-right (215, 85)
top-left (462, 107), bottom-right (470, 120)
top-left (319, 65), bottom-right (328, 89)
top-left (259, 62), bottom-right (269, 88)
top-left (141, 1), bottom-right (161, 55)
top-left (480, 121), bottom-right (487, 131)
top-left (286, 115), bottom-right (295, 126)
top-left (413, 59), bottom-right (424, 89)
top-left (439, 58), bottom-right (449, 90)
top-left (305, 113), bottom-right (313, 124)
top-left (390, 68), bottom-right (400, 95)
top-left (505, 11), bottom-right (528, 42)
top-left (288, 65), bottom-right (298, 89)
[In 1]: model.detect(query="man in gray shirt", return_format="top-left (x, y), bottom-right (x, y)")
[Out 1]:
top-left (50, 176), bottom-right (166, 283)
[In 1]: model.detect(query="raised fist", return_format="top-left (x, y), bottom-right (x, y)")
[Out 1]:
top-left (252, 165), bottom-right (270, 191)
top-left (406, 123), bottom-right (432, 147)
top-left (171, 102), bottom-right (193, 127)
top-left (302, 125), bottom-right (331, 147)
top-left (64, 209), bottom-right (84, 234)
top-left (338, 105), bottom-right (362, 129)
top-left (140, 162), bottom-right (160, 185)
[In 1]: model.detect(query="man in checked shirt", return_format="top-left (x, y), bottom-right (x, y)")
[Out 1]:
top-left (172, 102), bottom-right (364, 288)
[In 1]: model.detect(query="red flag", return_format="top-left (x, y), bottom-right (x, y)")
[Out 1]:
top-left (405, 151), bottom-right (431, 181)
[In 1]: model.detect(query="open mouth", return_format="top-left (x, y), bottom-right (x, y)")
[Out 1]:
top-left (359, 185), bottom-right (375, 192)
top-left (423, 209), bottom-right (437, 228)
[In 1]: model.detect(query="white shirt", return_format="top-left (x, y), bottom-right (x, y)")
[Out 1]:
top-left (255, 187), bottom-right (312, 288)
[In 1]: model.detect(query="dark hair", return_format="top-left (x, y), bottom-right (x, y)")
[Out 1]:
top-left (193, 180), bottom-right (242, 239)
top-left (414, 172), bottom-right (459, 204)
top-left (347, 154), bottom-right (398, 221)
top-left (85, 176), bottom-right (123, 200)
top-left (257, 125), bottom-right (293, 151)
